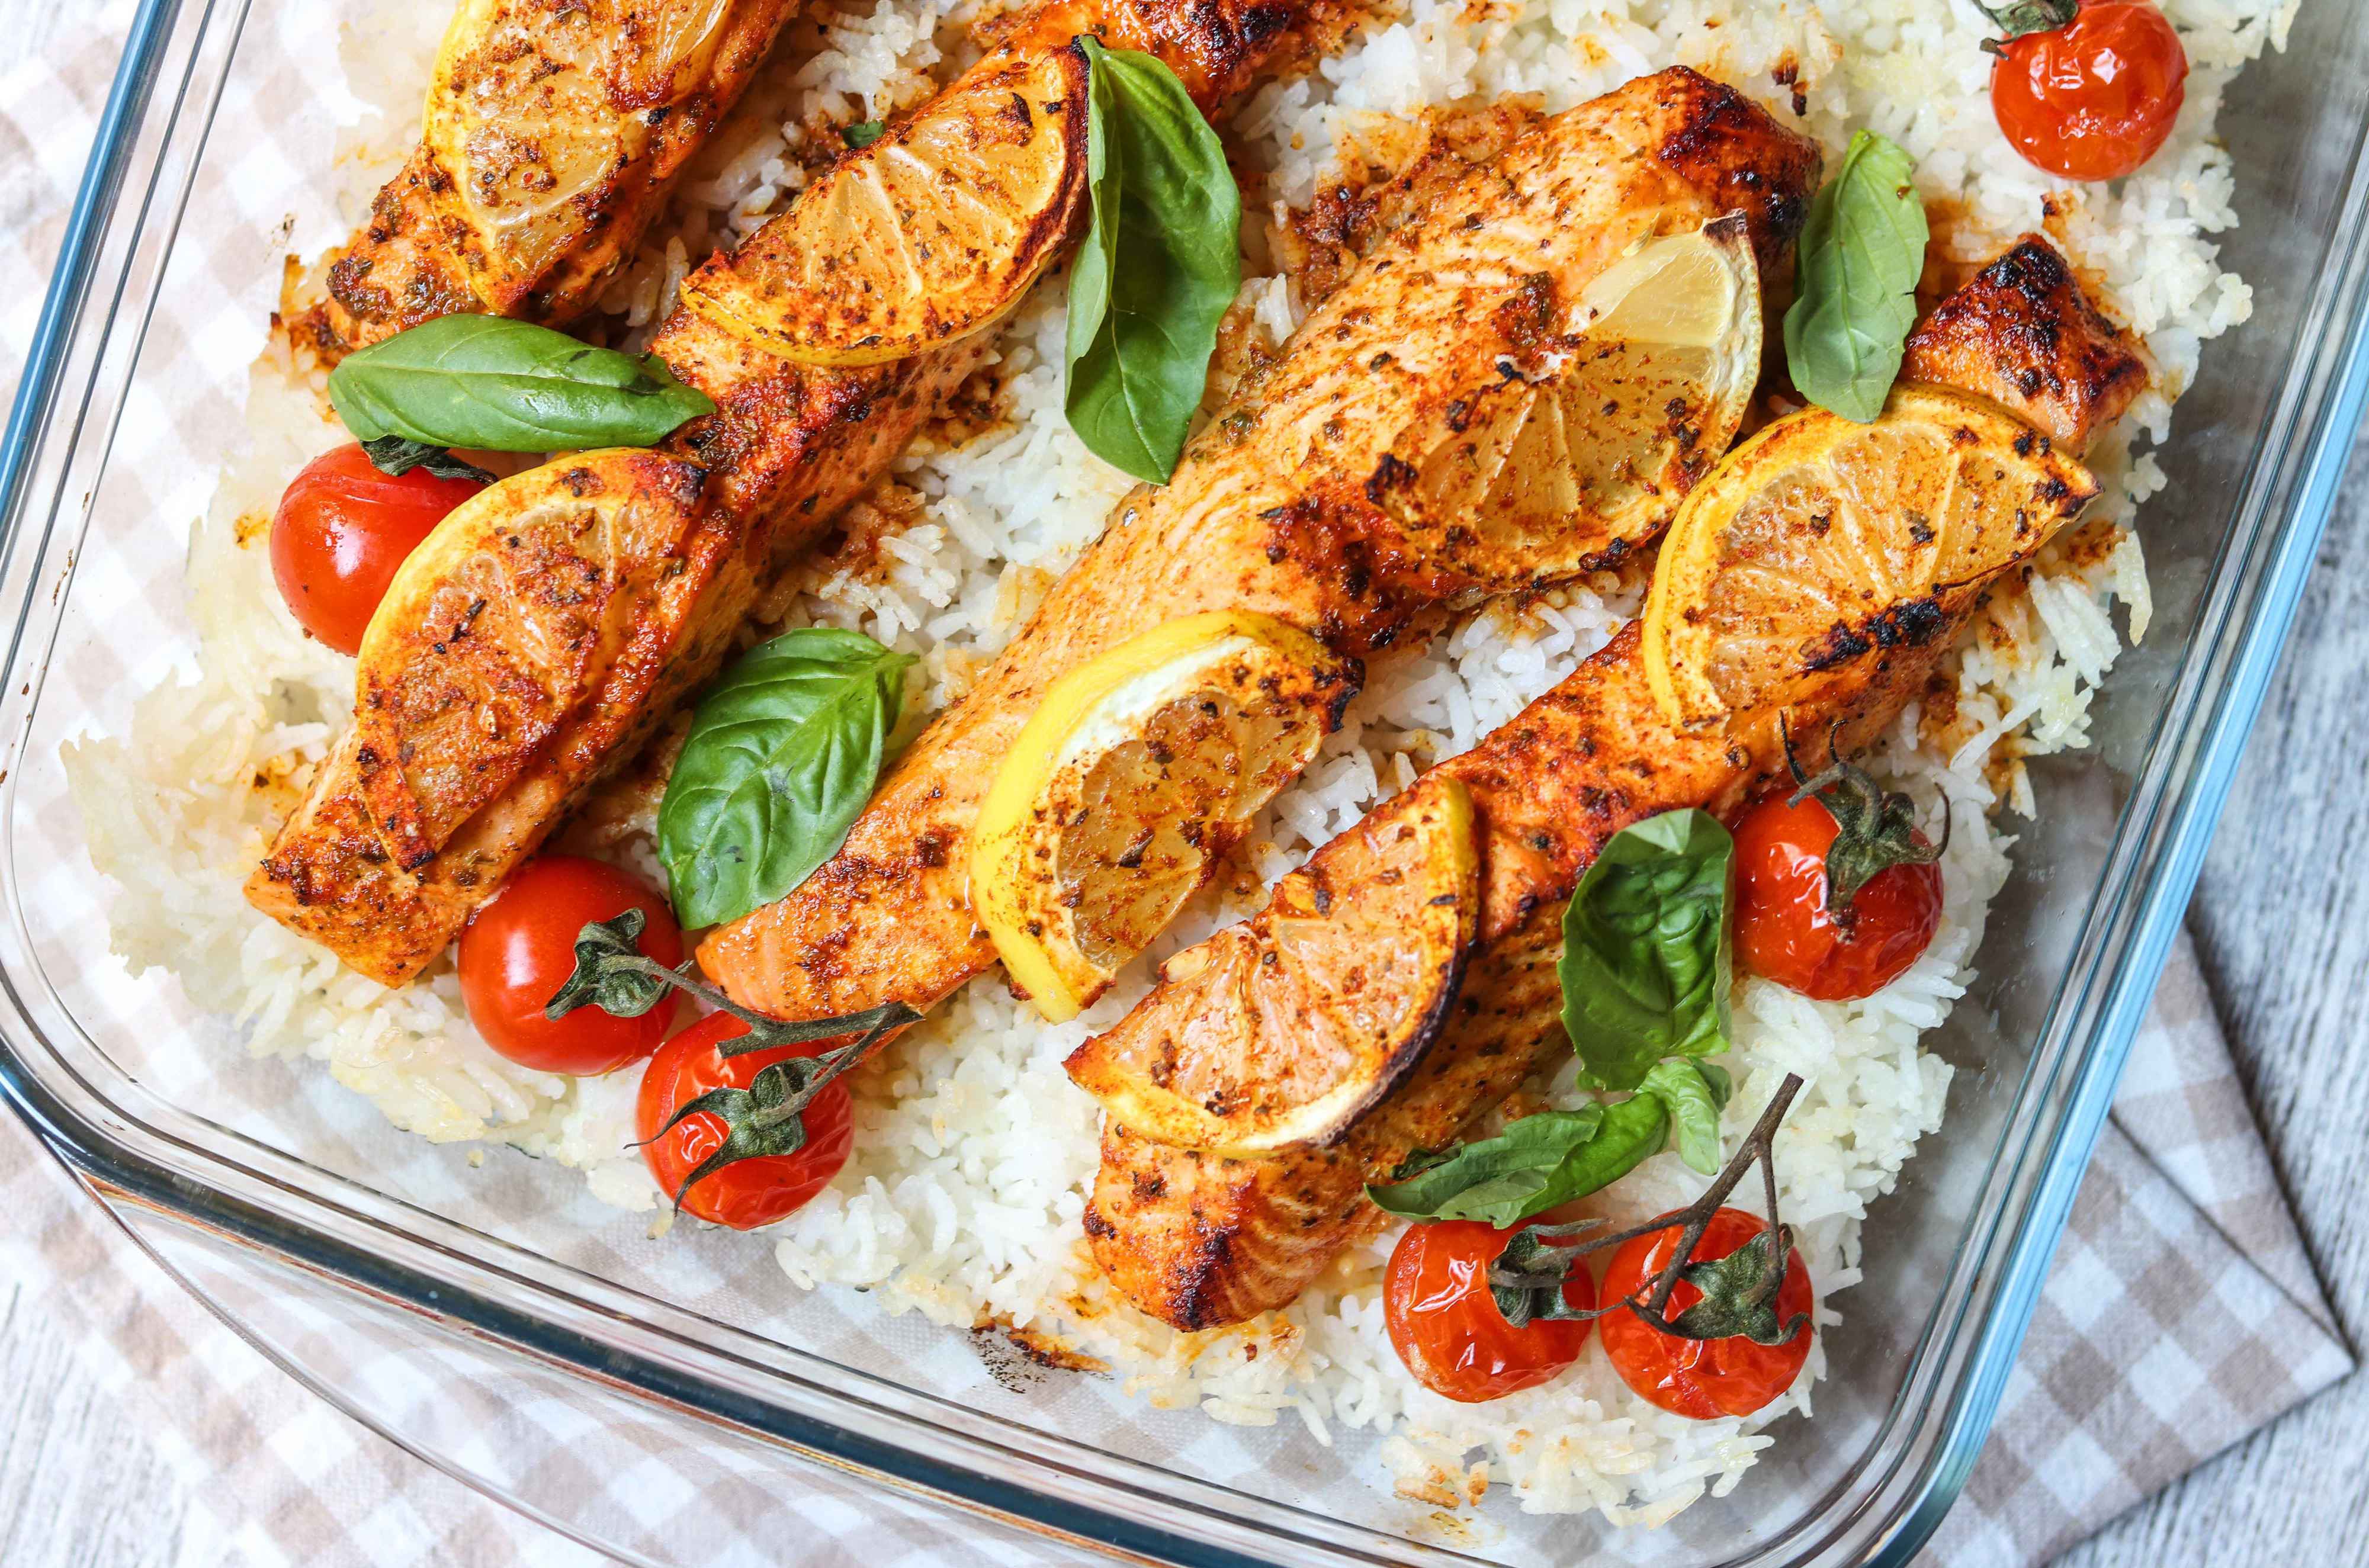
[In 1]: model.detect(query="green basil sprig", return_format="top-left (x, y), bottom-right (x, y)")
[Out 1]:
top-left (1782, 130), bottom-right (1928, 423)
top-left (1064, 37), bottom-right (1241, 485)
top-left (1367, 1059), bottom-right (1732, 1225)
top-left (656, 628), bottom-right (916, 929)
top-left (1559, 809), bottom-right (1736, 1093)
top-left (329, 314), bottom-right (717, 454)
top-left (1642, 1056), bottom-right (1728, 1175)
top-left (840, 119), bottom-right (887, 150)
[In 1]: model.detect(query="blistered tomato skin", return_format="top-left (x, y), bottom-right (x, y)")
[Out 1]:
top-left (456, 855), bottom-right (683, 1076)
top-left (1991, 2), bottom-right (2188, 183)
top-left (1383, 1219), bottom-right (1597, 1403)
top-left (637, 1012), bottom-right (855, 1229)
top-left (1732, 791), bottom-right (1941, 1001)
top-left (268, 442), bottom-right (484, 656)
top-left (1598, 1208), bottom-right (1815, 1419)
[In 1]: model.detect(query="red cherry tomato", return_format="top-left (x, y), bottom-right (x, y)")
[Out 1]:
top-left (457, 855), bottom-right (682, 1075)
top-left (1991, 2), bottom-right (2188, 183)
top-left (1732, 791), bottom-right (1941, 1001)
top-left (637, 1011), bottom-right (854, 1229)
top-left (1383, 1219), bottom-right (1597, 1403)
top-left (1598, 1207), bottom-right (1815, 1420)
top-left (269, 442), bottom-right (484, 656)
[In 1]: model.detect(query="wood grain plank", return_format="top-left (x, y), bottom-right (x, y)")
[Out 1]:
top-left (0, 1281), bottom-right (193, 1568)
top-left (2059, 439), bottom-right (2369, 1567)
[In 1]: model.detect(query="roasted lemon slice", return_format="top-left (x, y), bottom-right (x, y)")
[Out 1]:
top-left (423, 0), bottom-right (739, 297)
top-left (1372, 214), bottom-right (1761, 589)
top-left (679, 46), bottom-right (1091, 367)
top-left (1065, 775), bottom-right (1477, 1155)
top-left (349, 448), bottom-right (710, 866)
top-left (1642, 384), bottom-right (2098, 730)
top-left (970, 611), bottom-right (1359, 1023)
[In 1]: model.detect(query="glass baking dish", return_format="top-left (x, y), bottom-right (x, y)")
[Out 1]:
top-left (4, 1), bottom-right (2364, 1563)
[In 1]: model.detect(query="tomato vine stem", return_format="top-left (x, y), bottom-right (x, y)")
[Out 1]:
top-left (1490, 1072), bottom-right (1809, 1344)
top-left (547, 912), bottom-right (922, 1207)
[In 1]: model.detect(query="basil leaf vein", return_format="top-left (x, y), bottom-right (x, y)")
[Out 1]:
top-left (1782, 129), bottom-right (1927, 424)
top-left (1559, 808), bottom-right (1736, 1092)
top-left (1366, 1095), bottom-right (1670, 1226)
top-left (656, 628), bottom-right (916, 929)
top-left (329, 314), bottom-right (717, 454)
top-left (1064, 37), bottom-right (1240, 485)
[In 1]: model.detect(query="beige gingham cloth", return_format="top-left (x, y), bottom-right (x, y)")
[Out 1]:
top-left (0, 7), bottom-right (2351, 1566)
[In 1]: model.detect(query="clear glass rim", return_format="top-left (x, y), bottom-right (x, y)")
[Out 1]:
top-left (4, 4), bottom-right (2367, 1564)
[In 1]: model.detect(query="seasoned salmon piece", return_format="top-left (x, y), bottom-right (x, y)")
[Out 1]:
top-left (291, 0), bottom-right (801, 361)
top-left (1081, 237), bottom-right (2146, 1329)
top-left (695, 68), bottom-right (1822, 1024)
top-left (1081, 626), bottom-right (1949, 1328)
top-left (1900, 234), bottom-right (2147, 445)
top-left (249, 0), bottom-right (1362, 983)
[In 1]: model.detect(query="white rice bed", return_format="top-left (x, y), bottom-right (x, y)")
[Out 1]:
top-left (64, 0), bottom-right (2280, 1529)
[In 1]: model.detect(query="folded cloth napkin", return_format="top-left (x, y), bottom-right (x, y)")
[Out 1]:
top-left (1921, 949), bottom-right (2353, 1566)
top-left (0, 8), bottom-right (2349, 1567)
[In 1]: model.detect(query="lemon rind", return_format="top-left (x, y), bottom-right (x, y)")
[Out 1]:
top-left (970, 610), bottom-right (1352, 1023)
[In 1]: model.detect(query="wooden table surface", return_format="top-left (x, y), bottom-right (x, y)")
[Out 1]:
top-left (3, 4), bottom-right (2365, 1564)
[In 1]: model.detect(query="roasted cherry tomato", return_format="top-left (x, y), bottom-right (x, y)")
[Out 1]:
top-left (1732, 789), bottom-right (1941, 1001)
top-left (1383, 1219), bottom-right (1597, 1403)
top-left (1598, 1207), bottom-right (1814, 1420)
top-left (637, 1011), bottom-right (854, 1229)
top-left (269, 442), bottom-right (484, 656)
top-left (457, 855), bottom-right (682, 1075)
top-left (1991, 2), bottom-right (2188, 183)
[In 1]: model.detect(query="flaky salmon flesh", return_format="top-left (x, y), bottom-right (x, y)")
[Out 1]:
top-left (248, 0), bottom-right (1365, 985)
top-left (1080, 236), bottom-right (2149, 1332)
top-left (290, 0), bottom-right (801, 361)
top-left (694, 68), bottom-right (1824, 1024)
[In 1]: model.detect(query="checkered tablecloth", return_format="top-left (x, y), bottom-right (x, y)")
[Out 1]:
top-left (0, 6), bottom-right (2350, 1566)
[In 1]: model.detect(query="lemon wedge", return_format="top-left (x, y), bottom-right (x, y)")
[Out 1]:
top-left (1064, 775), bottom-right (1478, 1155)
top-left (679, 45), bottom-right (1090, 367)
top-left (1372, 213), bottom-right (1761, 590)
top-left (970, 611), bottom-right (1360, 1023)
top-left (1642, 383), bottom-right (2098, 730)
top-left (423, 0), bottom-right (739, 298)
top-left (350, 449), bottom-right (710, 864)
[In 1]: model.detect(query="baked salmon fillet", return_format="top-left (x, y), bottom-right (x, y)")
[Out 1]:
top-left (291, 0), bottom-right (802, 361)
top-left (1076, 236), bottom-right (2147, 1331)
top-left (695, 67), bottom-right (1823, 1023)
top-left (247, 0), bottom-right (1365, 986)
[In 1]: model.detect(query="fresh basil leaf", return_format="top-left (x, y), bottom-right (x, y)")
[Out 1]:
top-left (1559, 809), bottom-right (1736, 1092)
top-left (1696, 1058), bottom-right (1733, 1111)
top-left (1544, 1093), bottom-right (1672, 1206)
top-left (358, 434), bottom-right (496, 484)
top-left (1782, 130), bottom-right (1927, 423)
top-left (1366, 1094), bottom-right (1669, 1226)
top-left (1642, 1058), bottom-right (1725, 1176)
top-left (656, 628), bottom-right (916, 928)
top-left (840, 119), bottom-right (887, 149)
top-left (1367, 1108), bottom-right (1600, 1224)
top-left (1064, 37), bottom-right (1240, 485)
top-left (329, 314), bottom-right (717, 453)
